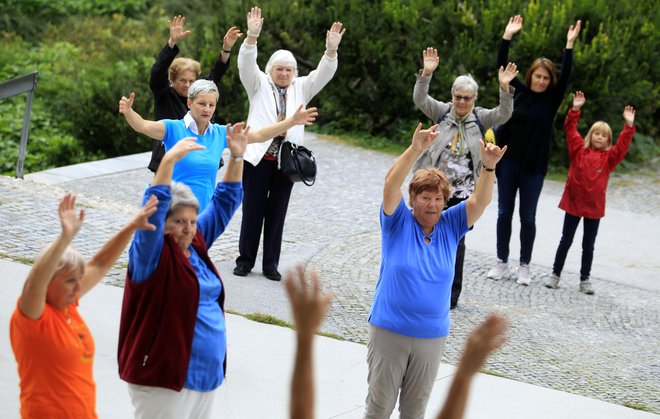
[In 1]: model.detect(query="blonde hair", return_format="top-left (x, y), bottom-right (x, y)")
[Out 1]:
top-left (168, 57), bottom-right (201, 84)
top-left (408, 168), bottom-right (452, 204)
top-left (43, 245), bottom-right (85, 279)
top-left (584, 121), bottom-right (613, 149)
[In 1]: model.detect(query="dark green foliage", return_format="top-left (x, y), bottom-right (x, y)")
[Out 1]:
top-left (0, 0), bottom-right (658, 174)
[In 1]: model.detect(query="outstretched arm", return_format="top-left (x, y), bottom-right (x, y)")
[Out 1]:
top-left (421, 47), bottom-right (439, 77)
top-left (152, 137), bottom-right (206, 186)
top-left (224, 123), bottom-right (249, 182)
top-left (18, 193), bottom-right (84, 319)
top-left (79, 196), bottom-right (158, 297)
top-left (465, 141), bottom-right (507, 227)
top-left (119, 92), bottom-right (166, 140)
top-left (286, 265), bottom-right (333, 419)
top-left (218, 25), bottom-right (243, 64)
top-left (247, 106), bottom-right (318, 143)
top-left (383, 123), bottom-right (439, 215)
top-left (566, 20), bottom-right (581, 50)
top-left (435, 314), bottom-right (509, 419)
top-left (502, 15), bottom-right (523, 41)
top-left (167, 15), bottom-right (191, 49)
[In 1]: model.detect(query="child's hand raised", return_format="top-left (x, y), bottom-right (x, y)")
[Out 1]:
top-left (572, 91), bottom-right (585, 110)
top-left (623, 106), bottom-right (635, 127)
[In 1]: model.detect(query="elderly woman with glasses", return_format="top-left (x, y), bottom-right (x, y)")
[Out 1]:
top-left (118, 129), bottom-right (247, 418)
top-left (412, 47), bottom-right (518, 308)
top-left (120, 79), bottom-right (317, 211)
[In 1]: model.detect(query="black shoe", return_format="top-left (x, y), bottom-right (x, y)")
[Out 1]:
top-left (233, 265), bottom-right (250, 276)
top-left (263, 269), bottom-right (282, 281)
top-left (450, 301), bottom-right (458, 310)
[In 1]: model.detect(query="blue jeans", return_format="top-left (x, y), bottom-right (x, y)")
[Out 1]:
top-left (552, 213), bottom-right (600, 280)
top-left (495, 157), bottom-right (545, 265)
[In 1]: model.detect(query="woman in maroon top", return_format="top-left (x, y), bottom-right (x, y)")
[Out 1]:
top-left (545, 91), bottom-right (636, 294)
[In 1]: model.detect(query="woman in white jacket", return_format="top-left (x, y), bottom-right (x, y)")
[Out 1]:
top-left (234, 7), bottom-right (345, 281)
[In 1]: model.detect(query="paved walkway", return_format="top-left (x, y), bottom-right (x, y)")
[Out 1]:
top-left (2, 134), bottom-right (659, 417)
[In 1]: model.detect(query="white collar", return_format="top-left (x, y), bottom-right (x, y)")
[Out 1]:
top-left (184, 112), bottom-right (212, 135)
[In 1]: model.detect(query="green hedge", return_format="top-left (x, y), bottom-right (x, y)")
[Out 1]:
top-left (0, 0), bottom-right (657, 175)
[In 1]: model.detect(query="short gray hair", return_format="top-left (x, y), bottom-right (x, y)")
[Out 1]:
top-left (168, 182), bottom-right (200, 216)
top-left (188, 79), bottom-right (219, 102)
top-left (266, 50), bottom-right (298, 78)
top-left (451, 74), bottom-right (479, 99)
top-left (42, 244), bottom-right (84, 279)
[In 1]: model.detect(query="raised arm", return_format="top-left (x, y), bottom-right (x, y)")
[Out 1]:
top-left (435, 314), bottom-right (509, 419)
top-left (564, 92), bottom-right (585, 157)
top-left (497, 16), bottom-right (524, 89)
top-left (502, 15), bottom-right (523, 41)
top-left (79, 196), bottom-right (158, 297)
top-left (153, 137), bottom-right (206, 186)
top-left (18, 193), bottom-right (84, 319)
top-left (606, 106), bottom-right (636, 170)
top-left (465, 141), bottom-right (507, 227)
top-left (285, 265), bottom-right (333, 419)
top-left (477, 63), bottom-right (517, 128)
top-left (413, 48), bottom-right (450, 123)
top-left (119, 92), bottom-right (166, 140)
top-left (324, 21), bottom-right (346, 60)
top-left (224, 122), bottom-right (249, 182)
top-left (566, 20), bottom-right (581, 50)
top-left (383, 124), bottom-right (438, 215)
top-left (247, 106), bottom-right (318, 143)
top-left (244, 6), bottom-right (263, 47)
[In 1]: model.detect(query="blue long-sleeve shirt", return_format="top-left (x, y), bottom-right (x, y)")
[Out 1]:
top-left (128, 181), bottom-right (242, 391)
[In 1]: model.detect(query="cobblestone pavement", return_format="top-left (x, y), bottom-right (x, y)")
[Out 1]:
top-left (1, 136), bottom-right (658, 413)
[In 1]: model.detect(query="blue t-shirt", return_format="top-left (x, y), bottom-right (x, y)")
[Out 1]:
top-left (369, 198), bottom-right (469, 338)
top-left (162, 119), bottom-right (227, 210)
top-left (128, 182), bottom-right (242, 391)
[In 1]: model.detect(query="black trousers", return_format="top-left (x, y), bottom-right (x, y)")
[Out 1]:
top-left (552, 213), bottom-right (601, 280)
top-left (236, 159), bottom-right (293, 271)
top-left (446, 197), bottom-right (467, 306)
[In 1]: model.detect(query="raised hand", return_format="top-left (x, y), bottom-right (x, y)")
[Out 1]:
top-left (457, 313), bottom-right (509, 375)
top-left (168, 137), bottom-right (205, 163)
top-left (292, 105), bottom-right (318, 126)
top-left (572, 91), bottom-right (585, 110)
top-left (222, 26), bottom-right (243, 51)
top-left (285, 264), bottom-right (333, 336)
top-left (118, 92), bottom-right (135, 114)
top-left (131, 195), bottom-right (159, 231)
top-left (411, 123), bottom-right (439, 153)
top-left (326, 22), bottom-right (346, 51)
top-left (226, 122), bottom-right (249, 157)
top-left (503, 15), bottom-right (523, 40)
top-left (566, 20), bottom-right (581, 49)
top-left (168, 15), bottom-right (191, 47)
top-left (623, 105), bottom-right (635, 127)
top-left (246, 7), bottom-right (263, 37)
top-left (480, 140), bottom-right (507, 169)
top-left (422, 47), bottom-right (439, 76)
top-left (59, 193), bottom-right (85, 239)
top-left (498, 62), bottom-right (518, 89)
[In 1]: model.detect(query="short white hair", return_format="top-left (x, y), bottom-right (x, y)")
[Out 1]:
top-left (168, 181), bottom-right (200, 216)
top-left (451, 74), bottom-right (479, 99)
top-left (188, 79), bottom-right (219, 102)
top-left (266, 50), bottom-right (298, 78)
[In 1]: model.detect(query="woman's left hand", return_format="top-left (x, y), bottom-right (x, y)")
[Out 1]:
top-left (411, 123), bottom-right (439, 153)
top-left (118, 92), bottom-right (135, 114)
top-left (566, 20), bottom-right (581, 48)
top-left (59, 193), bottom-right (85, 239)
top-left (480, 140), bottom-right (507, 169)
top-left (293, 105), bottom-right (318, 126)
top-left (222, 26), bottom-right (243, 51)
top-left (226, 122), bottom-right (249, 157)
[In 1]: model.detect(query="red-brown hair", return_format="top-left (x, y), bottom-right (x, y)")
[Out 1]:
top-left (524, 57), bottom-right (558, 90)
top-left (408, 168), bottom-right (452, 203)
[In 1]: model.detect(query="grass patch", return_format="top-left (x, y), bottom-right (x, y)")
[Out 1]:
top-left (0, 252), bottom-right (35, 265)
top-left (227, 310), bottom-right (345, 341)
top-left (623, 401), bottom-right (651, 412)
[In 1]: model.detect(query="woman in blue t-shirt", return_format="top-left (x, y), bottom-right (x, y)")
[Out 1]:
top-left (364, 123), bottom-right (506, 419)
top-left (119, 79), bottom-right (317, 210)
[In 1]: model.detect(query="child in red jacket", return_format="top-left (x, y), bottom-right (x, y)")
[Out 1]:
top-left (545, 91), bottom-right (635, 294)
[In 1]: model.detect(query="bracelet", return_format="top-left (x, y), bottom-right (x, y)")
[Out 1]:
top-left (482, 162), bottom-right (495, 172)
top-left (222, 48), bottom-right (232, 54)
top-left (230, 155), bottom-right (244, 162)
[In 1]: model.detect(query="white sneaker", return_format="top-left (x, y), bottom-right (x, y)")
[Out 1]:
top-left (544, 274), bottom-right (560, 289)
top-left (516, 264), bottom-right (531, 286)
top-left (487, 260), bottom-right (509, 279)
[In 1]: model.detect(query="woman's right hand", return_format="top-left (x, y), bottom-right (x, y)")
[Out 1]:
top-left (168, 15), bottom-right (191, 48)
top-left (247, 7), bottom-right (263, 37)
top-left (118, 92), bottom-right (135, 114)
top-left (421, 47), bottom-right (439, 77)
top-left (572, 91), bottom-right (585, 110)
top-left (293, 105), bottom-right (318, 126)
top-left (166, 137), bottom-right (206, 163)
top-left (503, 15), bottom-right (523, 40)
top-left (59, 193), bottom-right (85, 239)
top-left (411, 123), bottom-right (439, 153)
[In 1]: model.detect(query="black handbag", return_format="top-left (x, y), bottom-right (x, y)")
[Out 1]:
top-left (279, 141), bottom-right (317, 186)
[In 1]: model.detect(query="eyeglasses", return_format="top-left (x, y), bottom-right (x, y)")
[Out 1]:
top-left (453, 94), bottom-right (475, 103)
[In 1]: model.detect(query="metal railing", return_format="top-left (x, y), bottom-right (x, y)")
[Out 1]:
top-left (0, 72), bottom-right (38, 178)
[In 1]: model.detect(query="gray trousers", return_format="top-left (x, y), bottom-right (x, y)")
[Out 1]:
top-left (364, 325), bottom-right (447, 419)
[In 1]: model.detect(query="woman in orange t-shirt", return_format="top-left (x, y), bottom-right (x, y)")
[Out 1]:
top-left (10, 193), bottom-right (157, 418)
